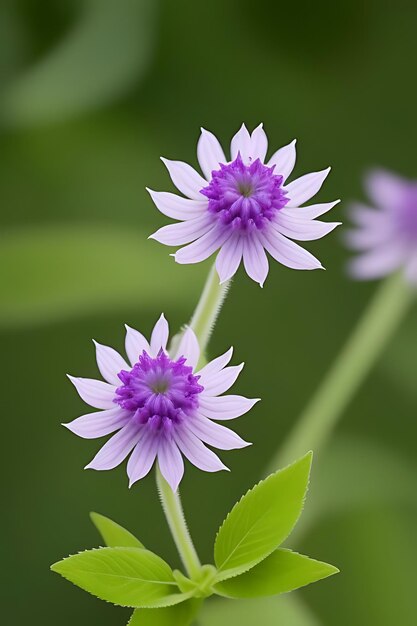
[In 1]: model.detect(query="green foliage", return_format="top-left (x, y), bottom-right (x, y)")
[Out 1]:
top-left (0, 225), bottom-right (204, 327)
top-left (214, 452), bottom-right (312, 581)
top-left (90, 512), bottom-right (144, 548)
top-left (50, 547), bottom-right (190, 608)
top-left (214, 549), bottom-right (338, 598)
top-left (128, 600), bottom-right (201, 626)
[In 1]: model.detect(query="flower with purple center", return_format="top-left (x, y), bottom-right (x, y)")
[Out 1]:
top-left (346, 169), bottom-right (417, 282)
top-left (148, 123), bottom-right (341, 286)
top-left (64, 314), bottom-right (257, 491)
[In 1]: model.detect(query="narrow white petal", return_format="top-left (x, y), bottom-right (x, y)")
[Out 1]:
top-left (348, 244), bottom-right (405, 280)
top-left (230, 123), bottom-right (252, 163)
top-left (125, 325), bottom-right (150, 366)
top-left (127, 429), bottom-right (159, 486)
top-left (198, 395), bottom-right (260, 420)
top-left (174, 327), bottom-right (200, 369)
top-left (365, 169), bottom-right (407, 211)
top-left (280, 199), bottom-right (340, 220)
top-left (197, 128), bottom-right (226, 180)
top-left (250, 124), bottom-right (268, 162)
top-left (161, 158), bottom-right (207, 200)
top-left (197, 347), bottom-right (233, 380)
top-left (68, 375), bottom-right (116, 410)
top-left (215, 234), bottom-right (244, 283)
top-left (285, 167), bottom-right (331, 207)
top-left (274, 213), bottom-right (341, 241)
top-left (63, 407), bottom-right (130, 439)
top-left (267, 139), bottom-right (297, 182)
top-left (157, 439), bottom-right (184, 492)
top-left (349, 203), bottom-right (386, 226)
top-left (189, 414), bottom-right (250, 450)
top-left (150, 313), bottom-right (169, 356)
top-left (260, 227), bottom-right (323, 270)
top-left (174, 429), bottom-right (228, 472)
top-left (242, 236), bottom-right (269, 286)
top-left (93, 341), bottom-right (129, 385)
top-left (201, 364), bottom-right (244, 396)
top-left (147, 189), bottom-right (208, 220)
top-left (174, 227), bottom-right (229, 265)
top-left (150, 214), bottom-right (212, 246)
top-left (86, 420), bottom-right (142, 470)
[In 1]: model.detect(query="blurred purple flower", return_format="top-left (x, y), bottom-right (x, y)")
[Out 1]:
top-left (64, 314), bottom-right (257, 491)
top-left (148, 124), bottom-right (340, 286)
top-left (347, 169), bottom-right (417, 282)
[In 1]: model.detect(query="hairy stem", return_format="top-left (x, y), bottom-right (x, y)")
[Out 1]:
top-left (268, 273), bottom-right (413, 472)
top-left (156, 465), bottom-right (202, 579)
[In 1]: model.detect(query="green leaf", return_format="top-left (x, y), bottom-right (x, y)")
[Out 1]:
top-left (1, 0), bottom-right (157, 126)
top-left (51, 547), bottom-right (190, 608)
top-left (214, 452), bottom-right (312, 581)
top-left (214, 549), bottom-right (338, 598)
top-left (0, 225), bottom-right (204, 327)
top-left (90, 512), bottom-right (144, 548)
top-left (199, 595), bottom-right (321, 626)
top-left (128, 600), bottom-right (201, 626)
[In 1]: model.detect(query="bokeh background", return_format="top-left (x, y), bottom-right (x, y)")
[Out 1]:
top-left (2, 1), bottom-right (417, 624)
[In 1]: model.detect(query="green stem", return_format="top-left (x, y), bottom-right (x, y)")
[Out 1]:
top-left (189, 263), bottom-right (231, 355)
top-left (156, 465), bottom-right (202, 579)
top-left (269, 273), bottom-right (413, 472)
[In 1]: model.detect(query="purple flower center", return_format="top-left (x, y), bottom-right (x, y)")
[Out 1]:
top-left (200, 154), bottom-right (289, 232)
top-left (114, 350), bottom-right (204, 431)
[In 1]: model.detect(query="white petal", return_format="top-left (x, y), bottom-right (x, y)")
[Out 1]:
top-left (93, 341), bottom-right (129, 385)
top-left (174, 227), bottom-right (229, 265)
top-left (230, 123), bottom-right (252, 163)
top-left (150, 313), bottom-right (169, 356)
top-left (147, 189), bottom-right (208, 220)
top-left (274, 213), bottom-right (341, 241)
top-left (68, 375), bottom-right (116, 410)
top-left (127, 429), bottom-right (159, 486)
top-left (174, 327), bottom-right (200, 369)
top-left (250, 124), bottom-right (268, 162)
top-left (215, 234), bottom-right (244, 283)
top-left (348, 244), bottom-right (405, 280)
top-left (344, 225), bottom-right (391, 251)
top-left (86, 420), bottom-right (142, 470)
top-left (125, 325), bottom-right (150, 366)
top-left (197, 347), bottom-right (233, 380)
top-left (161, 158), bottom-right (207, 200)
top-left (349, 203), bottom-right (386, 226)
top-left (267, 139), bottom-right (297, 182)
top-left (174, 429), bottom-right (228, 472)
top-left (280, 199), bottom-right (340, 220)
top-left (63, 407), bottom-right (131, 439)
top-left (260, 227), bottom-right (322, 270)
top-left (201, 364), bottom-right (244, 396)
top-left (285, 168), bottom-right (331, 207)
top-left (197, 128), bottom-right (226, 180)
top-left (365, 169), bottom-right (407, 211)
top-left (242, 236), bottom-right (269, 286)
top-left (198, 395), bottom-right (260, 420)
top-left (157, 439), bottom-right (184, 492)
top-left (150, 214), bottom-right (212, 246)
top-left (189, 414), bottom-right (250, 450)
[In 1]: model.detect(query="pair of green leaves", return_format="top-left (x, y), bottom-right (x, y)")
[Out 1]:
top-left (51, 453), bottom-right (338, 625)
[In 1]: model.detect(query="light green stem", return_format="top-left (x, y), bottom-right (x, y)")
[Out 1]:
top-left (269, 273), bottom-right (413, 472)
top-left (156, 465), bottom-right (202, 579)
top-left (189, 263), bottom-right (231, 355)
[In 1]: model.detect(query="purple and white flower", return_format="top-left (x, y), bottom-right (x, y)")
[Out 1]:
top-left (346, 169), bottom-right (417, 282)
top-left (64, 314), bottom-right (257, 491)
top-left (148, 124), bottom-right (340, 286)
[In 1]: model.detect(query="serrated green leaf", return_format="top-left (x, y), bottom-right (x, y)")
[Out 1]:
top-left (90, 512), bottom-right (144, 548)
top-left (51, 547), bottom-right (189, 608)
top-left (128, 600), bottom-right (201, 626)
top-left (214, 548), bottom-right (338, 598)
top-left (214, 452), bottom-right (312, 581)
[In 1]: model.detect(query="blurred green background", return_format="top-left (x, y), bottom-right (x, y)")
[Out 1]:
top-left (1, 1), bottom-right (417, 624)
